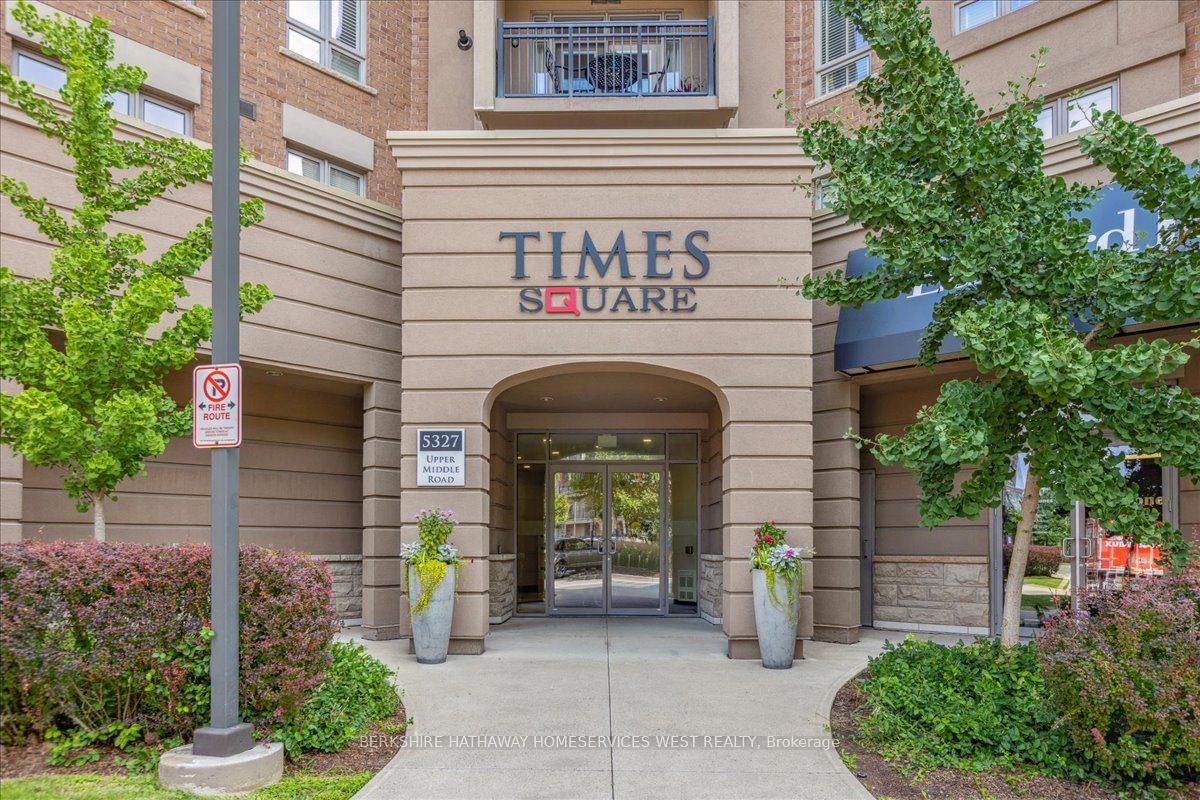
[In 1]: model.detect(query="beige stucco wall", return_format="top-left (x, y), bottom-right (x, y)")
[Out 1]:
top-left (385, 128), bottom-right (813, 657)
top-left (0, 94), bottom-right (404, 578)
top-left (929, 0), bottom-right (1186, 118)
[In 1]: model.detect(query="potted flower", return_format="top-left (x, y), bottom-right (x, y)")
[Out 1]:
top-left (402, 507), bottom-right (461, 664)
top-left (749, 521), bottom-right (812, 669)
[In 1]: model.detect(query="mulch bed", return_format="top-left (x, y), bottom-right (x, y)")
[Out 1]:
top-left (830, 673), bottom-right (1200, 800)
top-left (0, 701), bottom-right (407, 780)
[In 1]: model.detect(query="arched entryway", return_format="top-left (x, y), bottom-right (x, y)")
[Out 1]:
top-left (486, 365), bottom-right (726, 622)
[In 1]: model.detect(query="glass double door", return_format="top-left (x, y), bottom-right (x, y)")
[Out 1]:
top-left (547, 465), bottom-right (665, 614)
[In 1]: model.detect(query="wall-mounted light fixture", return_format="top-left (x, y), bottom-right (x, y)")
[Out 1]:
top-left (457, 29), bottom-right (473, 51)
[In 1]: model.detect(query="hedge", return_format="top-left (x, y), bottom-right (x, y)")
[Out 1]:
top-left (0, 541), bottom-right (339, 745)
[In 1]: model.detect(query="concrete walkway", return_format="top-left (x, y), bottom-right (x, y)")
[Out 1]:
top-left (349, 618), bottom-right (909, 800)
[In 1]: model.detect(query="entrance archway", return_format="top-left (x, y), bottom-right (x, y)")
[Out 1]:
top-left (486, 365), bottom-right (725, 622)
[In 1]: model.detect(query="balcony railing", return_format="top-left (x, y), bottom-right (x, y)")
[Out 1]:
top-left (497, 18), bottom-right (714, 98)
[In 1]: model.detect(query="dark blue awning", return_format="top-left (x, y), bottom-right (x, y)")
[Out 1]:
top-left (833, 183), bottom-right (1164, 373)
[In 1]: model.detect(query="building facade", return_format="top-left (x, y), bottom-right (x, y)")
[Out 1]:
top-left (1, 0), bottom-right (1196, 656)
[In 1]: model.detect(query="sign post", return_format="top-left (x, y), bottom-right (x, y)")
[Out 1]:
top-left (193, 364), bottom-right (242, 448)
top-left (191, 0), bottom-right (252, 759)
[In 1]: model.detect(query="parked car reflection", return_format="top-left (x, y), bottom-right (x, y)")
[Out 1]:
top-left (553, 536), bottom-right (603, 578)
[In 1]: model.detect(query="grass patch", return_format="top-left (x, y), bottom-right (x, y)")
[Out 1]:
top-left (1022, 575), bottom-right (1066, 591)
top-left (0, 772), bottom-right (372, 800)
top-left (1020, 593), bottom-right (1056, 611)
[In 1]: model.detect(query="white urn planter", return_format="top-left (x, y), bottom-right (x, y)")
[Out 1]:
top-left (408, 565), bottom-right (456, 664)
top-left (751, 568), bottom-right (800, 669)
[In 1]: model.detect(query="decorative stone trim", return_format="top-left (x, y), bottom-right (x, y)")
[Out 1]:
top-left (309, 554), bottom-right (363, 624)
top-left (699, 553), bottom-right (723, 625)
top-left (488, 554), bottom-right (516, 625)
top-left (873, 556), bottom-right (990, 630)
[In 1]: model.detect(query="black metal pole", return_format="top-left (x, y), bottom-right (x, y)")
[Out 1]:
top-left (193, 0), bottom-right (251, 758)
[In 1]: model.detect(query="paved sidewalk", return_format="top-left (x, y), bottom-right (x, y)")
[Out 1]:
top-left (350, 617), bottom-right (902, 800)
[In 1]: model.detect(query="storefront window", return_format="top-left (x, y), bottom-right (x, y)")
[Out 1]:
top-left (999, 455), bottom-right (1072, 630)
top-left (994, 445), bottom-right (1175, 634)
top-left (1083, 447), bottom-right (1167, 591)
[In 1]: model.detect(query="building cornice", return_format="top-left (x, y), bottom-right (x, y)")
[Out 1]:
top-left (386, 128), bottom-right (813, 173)
top-left (812, 93), bottom-right (1200, 246)
top-left (0, 94), bottom-right (403, 241)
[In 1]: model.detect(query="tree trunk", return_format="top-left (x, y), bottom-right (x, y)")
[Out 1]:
top-left (999, 471), bottom-right (1040, 646)
top-left (92, 494), bottom-right (106, 542)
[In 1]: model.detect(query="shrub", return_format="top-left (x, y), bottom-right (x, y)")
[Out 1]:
top-left (271, 641), bottom-right (398, 758)
top-left (0, 541), bottom-right (338, 751)
top-left (1039, 568), bottom-right (1200, 793)
top-left (1003, 543), bottom-right (1062, 577)
top-left (855, 637), bottom-right (1077, 776)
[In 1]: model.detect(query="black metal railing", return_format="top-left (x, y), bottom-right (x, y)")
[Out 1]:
top-left (497, 18), bottom-right (714, 98)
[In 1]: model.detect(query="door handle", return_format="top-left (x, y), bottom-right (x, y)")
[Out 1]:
top-left (1061, 537), bottom-right (1074, 559)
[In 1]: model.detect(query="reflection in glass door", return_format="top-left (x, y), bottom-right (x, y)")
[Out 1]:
top-left (546, 466), bottom-right (665, 614)
top-left (608, 469), bottom-right (663, 613)
top-left (549, 469), bottom-right (605, 612)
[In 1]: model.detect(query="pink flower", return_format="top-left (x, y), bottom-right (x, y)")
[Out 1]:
top-left (1091, 727), bottom-right (1104, 744)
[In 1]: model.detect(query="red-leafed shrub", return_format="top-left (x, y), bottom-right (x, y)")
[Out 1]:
top-left (1038, 568), bottom-right (1200, 793)
top-left (1002, 543), bottom-right (1062, 577)
top-left (0, 541), bottom-right (338, 745)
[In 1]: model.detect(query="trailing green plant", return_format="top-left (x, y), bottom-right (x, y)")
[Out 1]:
top-left (0, 1), bottom-right (272, 541)
top-left (270, 641), bottom-right (398, 758)
top-left (401, 508), bottom-right (461, 614)
top-left (749, 521), bottom-right (812, 620)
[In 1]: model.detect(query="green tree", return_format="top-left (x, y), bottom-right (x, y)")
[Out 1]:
top-left (789, 0), bottom-right (1198, 644)
top-left (0, 1), bottom-right (271, 540)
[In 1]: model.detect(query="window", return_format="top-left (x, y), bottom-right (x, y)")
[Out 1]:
top-left (813, 177), bottom-right (838, 212)
top-left (285, 148), bottom-right (364, 195)
top-left (13, 49), bottom-right (190, 135)
top-left (286, 0), bottom-right (365, 82)
top-left (816, 0), bottom-right (870, 97)
top-left (955, 0), bottom-right (1037, 33)
top-left (1036, 82), bottom-right (1117, 139)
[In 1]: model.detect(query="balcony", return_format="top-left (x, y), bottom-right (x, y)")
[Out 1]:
top-left (467, 1), bottom-right (740, 129)
top-left (496, 19), bottom-right (714, 99)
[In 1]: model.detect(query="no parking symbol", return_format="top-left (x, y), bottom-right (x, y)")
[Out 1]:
top-left (193, 363), bottom-right (242, 448)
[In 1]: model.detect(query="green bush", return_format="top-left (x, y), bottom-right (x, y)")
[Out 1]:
top-left (270, 641), bottom-right (398, 758)
top-left (1002, 543), bottom-right (1062, 577)
top-left (1039, 570), bottom-right (1200, 794)
top-left (855, 637), bottom-right (1080, 777)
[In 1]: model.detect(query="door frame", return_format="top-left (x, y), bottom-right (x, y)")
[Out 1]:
top-left (545, 462), bottom-right (668, 616)
top-left (859, 470), bottom-right (876, 628)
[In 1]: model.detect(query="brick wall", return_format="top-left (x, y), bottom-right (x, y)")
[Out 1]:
top-left (0, 0), bottom-right (427, 208)
top-left (782, 0), bottom-right (875, 128)
top-left (1184, 0), bottom-right (1200, 96)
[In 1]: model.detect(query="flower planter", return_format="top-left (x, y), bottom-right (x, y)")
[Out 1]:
top-left (408, 564), bottom-right (456, 664)
top-left (751, 568), bottom-right (800, 669)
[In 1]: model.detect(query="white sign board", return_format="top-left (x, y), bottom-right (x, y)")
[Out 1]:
top-left (193, 363), bottom-right (242, 448)
top-left (417, 428), bottom-right (465, 486)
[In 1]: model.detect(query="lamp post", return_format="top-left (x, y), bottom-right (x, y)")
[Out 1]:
top-left (192, 0), bottom-right (250, 758)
